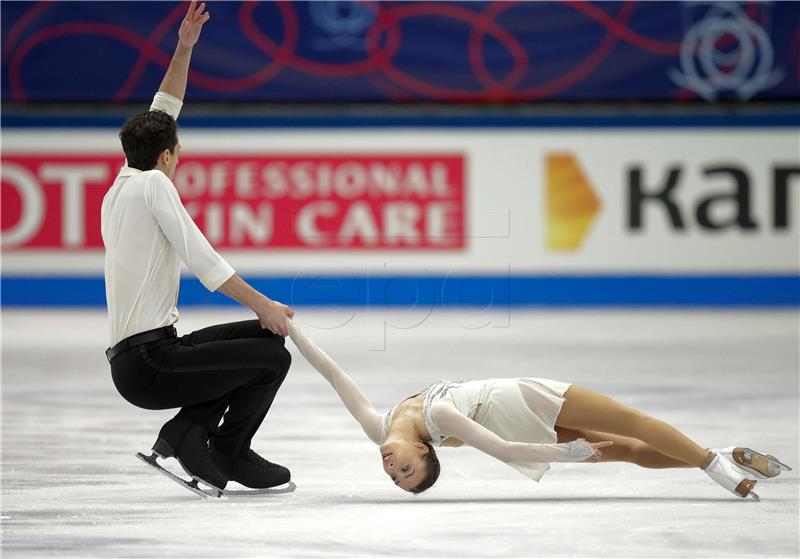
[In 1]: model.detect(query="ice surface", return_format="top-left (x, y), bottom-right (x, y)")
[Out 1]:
top-left (2, 308), bottom-right (798, 557)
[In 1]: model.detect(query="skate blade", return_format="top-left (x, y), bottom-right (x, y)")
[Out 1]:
top-left (135, 452), bottom-right (219, 499)
top-left (734, 448), bottom-right (792, 478)
top-left (174, 456), bottom-right (225, 494)
top-left (735, 478), bottom-right (758, 500)
top-left (220, 480), bottom-right (297, 497)
top-left (766, 454), bottom-right (793, 472)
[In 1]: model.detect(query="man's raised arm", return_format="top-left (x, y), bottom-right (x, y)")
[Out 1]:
top-left (157, 0), bottom-right (210, 102)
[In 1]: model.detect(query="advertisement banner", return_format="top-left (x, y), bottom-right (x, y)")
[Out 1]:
top-left (2, 154), bottom-right (465, 251)
top-left (2, 126), bottom-right (798, 308)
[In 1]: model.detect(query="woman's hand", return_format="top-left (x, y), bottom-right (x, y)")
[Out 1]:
top-left (577, 438), bottom-right (614, 463)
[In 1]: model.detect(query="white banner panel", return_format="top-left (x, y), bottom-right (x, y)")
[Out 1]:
top-left (2, 128), bottom-right (798, 274)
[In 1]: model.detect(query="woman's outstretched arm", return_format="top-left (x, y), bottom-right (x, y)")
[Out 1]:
top-left (430, 401), bottom-right (609, 464)
top-left (287, 320), bottom-right (385, 444)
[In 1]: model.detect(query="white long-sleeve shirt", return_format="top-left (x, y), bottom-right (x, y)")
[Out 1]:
top-left (287, 320), bottom-right (596, 468)
top-left (102, 92), bottom-right (235, 346)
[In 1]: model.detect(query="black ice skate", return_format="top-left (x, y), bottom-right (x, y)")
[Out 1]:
top-left (136, 418), bottom-right (228, 498)
top-left (137, 418), bottom-right (296, 498)
top-left (136, 450), bottom-right (296, 498)
top-left (211, 446), bottom-right (295, 493)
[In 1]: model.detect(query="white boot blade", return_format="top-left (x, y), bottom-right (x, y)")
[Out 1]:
top-left (738, 448), bottom-right (792, 477)
top-left (713, 447), bottom-right (789, 479)
top-left (768, 456), bottom-right (793, 472)
top-left (704, 454), bottom-right (758, 499)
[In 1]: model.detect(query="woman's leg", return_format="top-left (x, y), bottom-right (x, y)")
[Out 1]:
top-left (555, 426), bottom-right (694, 469)
top-left (555, 385), bottom-right (713, 469)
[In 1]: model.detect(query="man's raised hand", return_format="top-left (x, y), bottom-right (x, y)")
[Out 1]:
top-left (178, 1), bottom-right (210, 49)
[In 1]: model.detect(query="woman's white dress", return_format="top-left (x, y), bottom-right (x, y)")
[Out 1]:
top-left (381, 378), bottom-right (572, 481)
top-left (288, 321), bottom-right (594, 482)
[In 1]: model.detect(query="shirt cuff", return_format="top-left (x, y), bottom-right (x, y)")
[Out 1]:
top-left (149, 91), bottom-right (183, 120)
top-left (200, 260), bottom-right (235, 292)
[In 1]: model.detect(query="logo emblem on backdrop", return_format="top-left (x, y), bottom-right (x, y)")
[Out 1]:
top-left (545, 154), bottom-right (600, 252)
top-left (309, 1), bottom-right (376, 51)
top-left (668, 3), bottom-right (784, 101)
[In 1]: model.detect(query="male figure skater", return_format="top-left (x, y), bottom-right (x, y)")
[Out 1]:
top-left (102, 1), bottom-right (293, 491)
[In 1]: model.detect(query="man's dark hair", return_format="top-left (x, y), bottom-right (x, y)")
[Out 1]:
top-left (119, 110), bottom-right (178, 171)
top-left (410, 441), bottom-right (440, 494)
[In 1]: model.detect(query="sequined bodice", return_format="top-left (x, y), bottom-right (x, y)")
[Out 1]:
top-left (381, 379), bottom-right (465, 445)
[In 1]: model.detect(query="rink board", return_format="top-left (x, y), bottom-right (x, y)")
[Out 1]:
top-left (2, 275), bottom-right (799, 307)
top-left (2, 119), bottom-right (798, 306)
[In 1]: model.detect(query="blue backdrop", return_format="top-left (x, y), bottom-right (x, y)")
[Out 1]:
top-left (3, 1), bottom-right (799, 103)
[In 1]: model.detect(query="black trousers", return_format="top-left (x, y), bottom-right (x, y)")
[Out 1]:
top-left (110, 320), bottom-right (291, 458)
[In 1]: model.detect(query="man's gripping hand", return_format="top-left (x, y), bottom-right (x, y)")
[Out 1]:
top-left (255, 300), bottom-right (295, 337)
top-left (179, 1), bottom-right (210, 49)
top-left (217, 275), bottom-right (294, 337)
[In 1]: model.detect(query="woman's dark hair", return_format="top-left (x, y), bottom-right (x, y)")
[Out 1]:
top-left (119, 110), bottom-right (178, 171)
top-left (410, 441), bottom-right (440, 494)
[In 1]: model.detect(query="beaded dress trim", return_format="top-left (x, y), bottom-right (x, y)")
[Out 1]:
top-left (380, 379), bottom-right (464, 445)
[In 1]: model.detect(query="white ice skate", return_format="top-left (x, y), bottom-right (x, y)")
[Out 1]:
top-left (704, 452), bottom-right (759, 500)
top-left (713, 447), bottom-right (792, 480)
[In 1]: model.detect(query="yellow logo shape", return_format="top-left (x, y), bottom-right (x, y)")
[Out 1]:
top-left (546, 153), bottom-right (601, 251)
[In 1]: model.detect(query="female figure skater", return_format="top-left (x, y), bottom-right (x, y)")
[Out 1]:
top-left (287, 321), bottom-right (790, 498)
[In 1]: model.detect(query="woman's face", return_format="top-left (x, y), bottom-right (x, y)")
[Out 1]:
top-left (380, 440), bottom-right (428, 492)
